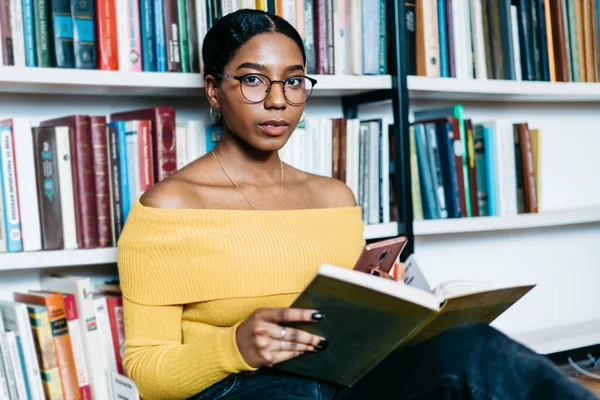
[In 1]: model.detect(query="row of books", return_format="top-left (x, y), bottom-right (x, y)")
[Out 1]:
top-left (281, 116), bottom-right (394, 225)
top-left (0, 0), bottom-right (387, 75)
top-left (0, 277), bottom-right (132, 400)
top-left (409, 0), bottom-right (600, 82)
top-left (0, 108), bottom-right (182, 254)
top-left (410, 106), bottom-right (540, 220)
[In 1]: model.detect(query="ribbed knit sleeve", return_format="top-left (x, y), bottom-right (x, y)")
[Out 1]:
top-left (122, 298), bottom-right (256, 400)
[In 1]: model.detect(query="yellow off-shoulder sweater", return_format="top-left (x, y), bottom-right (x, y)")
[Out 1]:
top-left (117, 199), bottom-right (365, 400)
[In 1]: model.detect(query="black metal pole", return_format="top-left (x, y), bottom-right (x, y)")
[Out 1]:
top-left (388, 0), bottom-right (414, 258)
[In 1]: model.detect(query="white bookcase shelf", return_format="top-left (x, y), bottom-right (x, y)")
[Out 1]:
top-left (0, 67), bottom-right (392, 97)
top-left (408, 76), bottom-right (600, 102)
top-left (0, 248), bottom-right (117, 271)
top-left (510, 319), bottom-right (600, 355)
top-left (0, 224), bottom-right (397, 271)
top-left (414, 207), bottom-right (600, 236)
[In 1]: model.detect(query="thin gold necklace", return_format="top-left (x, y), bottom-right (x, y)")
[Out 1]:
top-left (211, 149), bottom-right (284, 210)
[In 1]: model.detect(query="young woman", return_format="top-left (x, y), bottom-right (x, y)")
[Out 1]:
top-left (117, 9), bottom-right (595, 400)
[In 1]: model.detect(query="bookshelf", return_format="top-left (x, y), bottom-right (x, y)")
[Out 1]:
top-left (408, 76), bottom-right (600, 102)
top-left (0, 67), bottom-right (393, 97)
top-left (414, 207), bottom-right (600, 236)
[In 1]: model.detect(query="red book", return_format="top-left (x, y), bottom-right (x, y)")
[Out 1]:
top-left (315, 0), bottom-right (327, 74)
top-left (103, 294), bottom-right (125, 375)
top-left (91, 116), bottom-right (112, 247)
top-left (96, 0), bottom-right (119, 70)
top-left (136, 120), bottom-right (154, 192)
top-left (110, 108), bottom-right (177, 183)
top-left (41, 115), bottom-right (98, 248)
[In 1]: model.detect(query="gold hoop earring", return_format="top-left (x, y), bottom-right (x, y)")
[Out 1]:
top-left (210, 107), bottom-right (221, 122)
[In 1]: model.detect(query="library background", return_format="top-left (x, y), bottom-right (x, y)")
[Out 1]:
top-left (0, 0), bottom-right (600, 398)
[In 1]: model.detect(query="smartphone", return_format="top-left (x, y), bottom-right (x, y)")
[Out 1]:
top-left (353, 236), bottom-right (408, 274)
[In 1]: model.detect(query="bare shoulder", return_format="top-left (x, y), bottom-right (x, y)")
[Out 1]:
top-left (140, 158), bottom-right (217, 209)
top-left (139, 177), bottom-right (196, 209)
top-left (300, 172), bottom-right (357, 208)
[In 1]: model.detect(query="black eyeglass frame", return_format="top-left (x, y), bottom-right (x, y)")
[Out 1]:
top-left (216, 73), bottom-right (318, 105)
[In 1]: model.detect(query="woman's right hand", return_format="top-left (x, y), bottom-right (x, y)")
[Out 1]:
top-left (235, 307), bottom-right (326, 368)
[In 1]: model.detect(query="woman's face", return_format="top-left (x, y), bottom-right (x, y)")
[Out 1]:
top-left (207, 32), bottom-right (306, 153)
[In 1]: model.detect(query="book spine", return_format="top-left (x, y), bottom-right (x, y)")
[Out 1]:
top-left (154, 0), bottom-right (167, 71)
top-left (26, 305), bottom-right (64, 400)
top-left (21, 0), bottom-right (37, 66)
top-left (73, 117), bottom-right (98, 248)
top-left (513, 125), bottom-right (526, 213)
top-left (33, 0), bottom-right (52, 67)
top-left (498, 0), bottom-right (515, 80)
top-left (315, 0), bottom-right (326, 74)
top-left (470, 0), bottom-right (487, 79)
top-left (50, 0), bottom-right (75, 68)
top-left (185, 0), bottom-right (198, 72)
top-left (378, 0), bottom-right (386, 74)
top-left (15, 304), bottom-right (45, 400)
top-left (154, 109), bottom-right (177, 182)
top-left (530, 0), bottom-right (542, 80)
top-left (10, 0), bottom-right (26, 67)
top-left (424, 123), bottom-right (447, 219)
top-left (137, 120), bottom-right (154, 192)
top-left (566, 0), bottom-right (580, 81)
top-left (140, 0), bottom-right (157, 71)
top-left (361, 0), bottom-right (380, 75)
top-left (0, 351), bottom-right (9, 400)
top-left (437, 122), bottom-right (461, 218)
top-left (465, 120), bottom-right (480, 216)
top-left (345, 0), bottom-right (361, 75)
top-left (63, 294), bottom-right (92, 400)
top-left (583, 0), bottom-right (595, 82)
top-left (91, 116), bottom-right (112, 247)
top-left (324, 0), bottom-right (334, 74)
top-left (93, 297), bottom-right (118, 373)
top-left (116, 121), bottom-right (131, 222)
top-left (96, 0), bottom-right (119, 70)
top-left (409, 126), bottom-right (423, 220)
top-left (54, 127), bottom-right (78, 249)
top-left (473, 125), bottom-right (489, 216)
top-left (518, 124), bottom-right (538, 213)
top-left (0, 0), bottom-right (14, 65)
top-left (104, 297), bottom-right (125, 375)
top-left (437, 0), bottom-right (449, 77)
top-left (516, 0), bottom-right (535, 81)
top-left (164, 0), bottom-right (181, 71)
top-left (0, 320), bottom-right (17, 400)
top-left (125, 122), bottom-right (140, 202)
top-left (177, 0), bottom-right (189, 72)
top-left (511, 5), bottom-right (523, 80)
top-left (33, 128), bottom-right (63, 249)
top-left (405, 0), bottom-right (416, 75)
top-left (107, 124), bottom-right (123, 239)
top-left (0, 125), bottom-right (22, 252)
top-left (5, 331), bottom-right (28, 400)
top-left (71, 0), bottom-right (97, 69)
top-left (413, 124), bottom-right (438, 219)
top-left (444, 0), bottom-right (456, 77)
top-left (543, 0), bottom-right (556, 81)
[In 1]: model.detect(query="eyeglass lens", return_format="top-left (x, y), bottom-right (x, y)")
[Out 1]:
top-left (240, 74), bottom-right (314, 104)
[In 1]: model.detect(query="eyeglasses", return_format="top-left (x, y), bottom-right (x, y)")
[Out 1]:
top-left (217, 73), bottom-right (317, 105)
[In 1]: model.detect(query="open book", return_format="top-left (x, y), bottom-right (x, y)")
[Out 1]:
top-left (274, 256), bottom-right (535, 386)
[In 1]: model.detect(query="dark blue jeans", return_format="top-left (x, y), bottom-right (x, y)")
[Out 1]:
top-left (190, 323), bottom-right (597, 399)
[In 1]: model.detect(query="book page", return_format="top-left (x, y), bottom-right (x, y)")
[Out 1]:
top-left (432, 280), bottom-right (499, 299)
top-left (408, 285), bottom-right (535, 345)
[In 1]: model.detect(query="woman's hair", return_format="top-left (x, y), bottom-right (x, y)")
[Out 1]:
top-left (202, 9), bottom-right (306, 77)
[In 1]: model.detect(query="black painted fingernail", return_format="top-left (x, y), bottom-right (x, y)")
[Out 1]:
top-left (312, 312), bottom-right (324, 321)
top-left (318, 339), bottom-right (329, 350)
top-left (371, 269), bottom-right (381, 276)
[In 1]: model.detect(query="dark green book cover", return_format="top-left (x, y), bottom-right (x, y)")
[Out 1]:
top-left (565, 0), bottom-right (581, 81)
top-left (33, 0), bottom-right (52, 67)
top-left (177, 0), bottom-right (189, 73)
